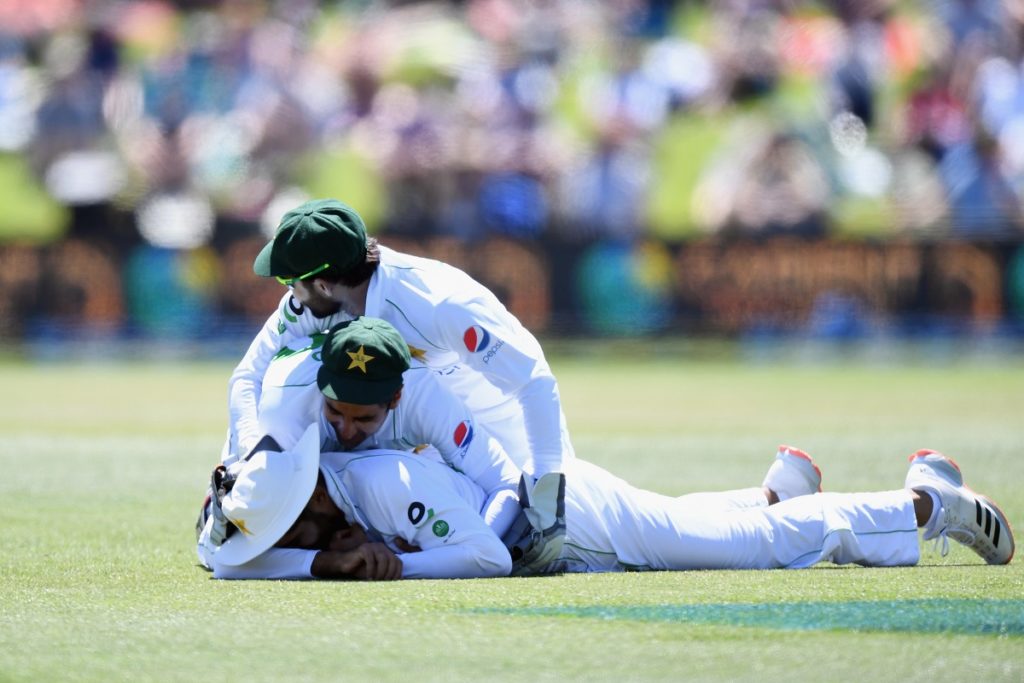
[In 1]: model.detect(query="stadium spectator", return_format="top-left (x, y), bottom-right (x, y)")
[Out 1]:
top-left (0, 0), bottom-right (1021, 243)
top-left (4, 0), bottom-right (1024, 338)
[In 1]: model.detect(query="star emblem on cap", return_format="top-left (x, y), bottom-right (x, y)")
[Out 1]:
top-left (347, 345), bottom-right (375, 373)
top-left (408, 344), bottom-right (427, 361)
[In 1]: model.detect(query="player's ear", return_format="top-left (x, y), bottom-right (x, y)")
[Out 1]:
top-left (388, 387), bottom-right (403, 409)
top-left (310, 278), bottom-right (332, 298)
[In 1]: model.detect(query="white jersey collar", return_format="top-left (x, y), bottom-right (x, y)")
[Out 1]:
top-left (363, 245), bottom-right (394, 317)
top-left (318, 453), bottom-right (379, 540)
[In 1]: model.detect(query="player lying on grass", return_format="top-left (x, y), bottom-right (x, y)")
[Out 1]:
top-left (227, 198), bottom-right (574, 567)
top-left (205, 425), bottom-right (1013, 579)
top-left (213, 317), bottom-right (522, 536)
top-left (200, 318), bottom-right (823, 578)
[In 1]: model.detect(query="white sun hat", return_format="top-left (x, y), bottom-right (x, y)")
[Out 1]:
top-left (214, 424), bottom-right (321, 567)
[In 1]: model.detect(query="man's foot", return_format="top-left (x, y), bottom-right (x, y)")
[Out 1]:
top-left (906, 449), bottom-right (1014, 565)
top-left (763, 445), bottom-right (822, 502)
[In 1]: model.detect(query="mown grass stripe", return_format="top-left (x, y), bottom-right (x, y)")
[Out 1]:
top-left (471, 599), bottom-right (1024, 636)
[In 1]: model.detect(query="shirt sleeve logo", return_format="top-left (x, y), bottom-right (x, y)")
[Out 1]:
top-left (453, 420), bottom-right (474, 448)
top-left (463, 325), bottom-right (491, 352)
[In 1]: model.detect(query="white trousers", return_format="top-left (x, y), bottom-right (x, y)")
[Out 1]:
top-left (559, 461), bottom-right (921, 572)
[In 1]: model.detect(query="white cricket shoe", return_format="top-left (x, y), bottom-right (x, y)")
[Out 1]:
top-left (762, 445), bottom-right (822, 501)
top-left (906, 449), bottom-right (1014, 565)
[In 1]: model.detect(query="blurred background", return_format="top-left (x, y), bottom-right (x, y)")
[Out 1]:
top-left (1, 0), bottom-right (1024, 358)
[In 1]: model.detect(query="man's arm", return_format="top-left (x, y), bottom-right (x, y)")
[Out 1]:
top-left (211, 545), bottom-right (402, 580)
top-left (310, 543), bottom-right (402, 580)
top-left (354, 457), bottom-right (513, 579)
top-left (211, 547), bottom-right (317, 580)
top-left (434, 298), bottom-right (569, 477)
top-left (400, 369), bottom-right (523, 538)
top-left (432, 299), bottom-right (569, 568)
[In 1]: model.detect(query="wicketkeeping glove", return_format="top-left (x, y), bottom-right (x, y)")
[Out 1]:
top-left (194, 464), bottom-right (238, 546)
top-left (195, 434), bottom-right (285, 544)
top-left (509, 472), bottom-right (566, 576)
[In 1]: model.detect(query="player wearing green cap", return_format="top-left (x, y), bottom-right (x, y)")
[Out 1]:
top-left (201, 317), bottom-right (528, 578)
top-left (229, 198), bottom-right (574, 570)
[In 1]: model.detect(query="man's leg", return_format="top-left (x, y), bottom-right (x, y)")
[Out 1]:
top-left (616, 452), bottom-right (1011, 571)
top-left (636, 489), bottom-right (922, 570)
top-left (674, 445), bottom-right (823, 511)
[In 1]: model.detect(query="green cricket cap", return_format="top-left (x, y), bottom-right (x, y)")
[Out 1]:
top-left (317, 317), bottom-right (411, 405)
top-left (253, 199), bottom-right (368, 279)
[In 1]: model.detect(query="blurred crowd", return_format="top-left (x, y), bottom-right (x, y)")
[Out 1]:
top-left (2, 0), bottom-right (1024, 251)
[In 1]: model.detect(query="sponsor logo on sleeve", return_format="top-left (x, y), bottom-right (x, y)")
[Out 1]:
top-left (453, 420), bottom-right (474, 449)
top-left (481, 340), bottom-right (504, 364)
top-left (463, 325), bottom-right (491, 352)
top-left (463, 325), bottom-right (505, 363)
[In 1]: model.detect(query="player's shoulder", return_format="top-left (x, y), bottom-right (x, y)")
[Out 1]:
top-left (380, 245), bottom-right (479, 295)
top-left (398, 362), bottom-right (465, 408)
top-left (324, 448), bottom-right (414, 477)
top-left (331, 450), bottom-right (438, 500)
top-left (264, 332), bottom-right (324, 384)
top-left (401, 361), bottom-right (441, 388)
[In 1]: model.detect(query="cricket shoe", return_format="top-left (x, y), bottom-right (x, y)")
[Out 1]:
top-left (906, 449), bottom-right (1014, 565)
top-left (763, 445), bottom-right (822, 502)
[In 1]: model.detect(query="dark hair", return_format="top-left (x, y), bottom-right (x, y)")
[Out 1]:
top-left (283, 470), bottom-right (328, 542)
top-left (308, 238), bottom-right (380, 287)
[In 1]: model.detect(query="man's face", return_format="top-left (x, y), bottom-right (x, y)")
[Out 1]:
top-left (274, 489), bottom-right (368, 552)
top-left (323, 397), bottom-right (392, 450)
top-left (290, 278), bottom-right (342, 318)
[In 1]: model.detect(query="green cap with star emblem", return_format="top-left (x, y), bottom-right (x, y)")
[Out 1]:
top-left (253, 198), bottom-right (367, 279)
top-left (317, 317), bottom-right (411, 405)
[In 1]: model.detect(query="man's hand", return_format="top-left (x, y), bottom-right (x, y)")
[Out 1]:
top-left (510, 472), bottom-right (566, 576)
top-left (312, 543), bottom-right (403, 580)
top-left (197, 465), bottom-right (239, 547)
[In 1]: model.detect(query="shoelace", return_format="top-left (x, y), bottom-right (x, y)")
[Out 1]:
top-left (929, 532), bottom-right (952, 558)
top-left (928, 517), bottom-right (977, 558)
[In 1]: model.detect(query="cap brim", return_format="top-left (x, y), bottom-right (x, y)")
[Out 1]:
top-left (317, 366), bottom-right (402, 405)
top-left (252, 239), bottom-right (276, 277)
top-left (213, 424), bottom-right (321, 566)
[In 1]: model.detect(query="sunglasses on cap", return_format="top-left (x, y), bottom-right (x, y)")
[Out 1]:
top-left (276, 262), bottom-right (331, 286)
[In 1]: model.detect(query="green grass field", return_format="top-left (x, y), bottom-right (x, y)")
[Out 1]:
top-left (2, 352), bottom-right (1023, 682)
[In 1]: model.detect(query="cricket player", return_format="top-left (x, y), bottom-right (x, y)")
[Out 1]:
top-left (229, 198), bottom-right (575, 567)
top-left (198, 317), bottom-right (526, 573)
top-left (249, 317), bottom-right (522, 536)
top-left (207, 429), bottom-right (1013, 580)
top-left (202, 316), bottom-right (823, 578)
